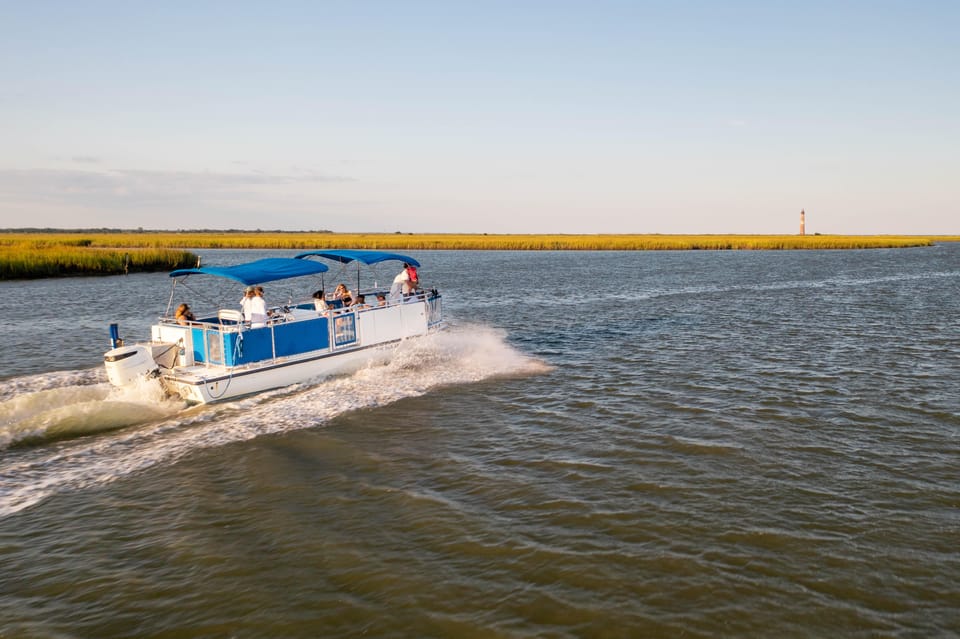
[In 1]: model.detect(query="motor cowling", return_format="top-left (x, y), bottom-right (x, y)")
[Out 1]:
top-left (104, 344), bottom-right (159, 387)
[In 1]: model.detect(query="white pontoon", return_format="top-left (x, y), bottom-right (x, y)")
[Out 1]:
top-left (103, 250), bottom-right (443, 404)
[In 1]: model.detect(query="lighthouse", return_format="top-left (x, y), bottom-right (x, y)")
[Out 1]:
top-left (800, 209), bottom-right (806, 236)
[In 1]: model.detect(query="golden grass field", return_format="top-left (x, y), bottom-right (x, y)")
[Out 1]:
top-left (0, 236), bottom-right (198, 279)
top-left (1, 232), bottom-right (955, 279)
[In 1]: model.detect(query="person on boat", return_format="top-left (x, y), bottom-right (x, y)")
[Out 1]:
top-left (333, 283), bottom-right (352, 307)
top-left (333, 283), bottom-right (348, 298)
top-left (175, 303), bottom-right (196, 325)
top-left (376, 294), bottom-right (387, 307)
top-left (241, 286), bottom-right (268, 328)
top-left (391, 265), bottom-right (412, 299)
top-left (405, 263), bottom-right (419, 292)
top-left (312, 289), bottom-right (329, 315)
top-left (240, 286), bottom-right (254, 318)
top-left (351, 294), bottom-right (370, 310)
top-left (251, 287), bottom-right (268, 327)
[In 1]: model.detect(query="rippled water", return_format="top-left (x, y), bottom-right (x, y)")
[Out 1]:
top-left (1, 246), bottom-right (959, 637)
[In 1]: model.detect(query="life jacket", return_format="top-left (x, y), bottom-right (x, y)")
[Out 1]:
top-left (406, 265), bottom-right (419, 283)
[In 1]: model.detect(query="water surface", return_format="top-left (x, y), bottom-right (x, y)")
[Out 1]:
top-left (1, 246), bottom-right (958, 637)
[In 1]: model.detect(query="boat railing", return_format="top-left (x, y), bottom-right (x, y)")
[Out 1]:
top-left (158, 288), bottom-right (438, 328)
top-left (155, 288), bottom-right (441, 367)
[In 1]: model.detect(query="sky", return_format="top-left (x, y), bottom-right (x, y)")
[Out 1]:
top-left (0, 1), bottom-right (957, 234)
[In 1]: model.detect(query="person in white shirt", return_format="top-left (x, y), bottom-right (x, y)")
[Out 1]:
top-left (312, 289), bottom-right (329, 314)
top-left (241, 286), bottom-right (268, 328)
top-left (240, 286), bottom-right (255, 321)
top-left (391, 266), bottom-right (410, 300)
top-left (250, 286), bottom-right (268, 328)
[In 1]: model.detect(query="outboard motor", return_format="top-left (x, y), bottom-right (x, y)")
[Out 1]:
top-left (104, 344), bottom-right (159, 387)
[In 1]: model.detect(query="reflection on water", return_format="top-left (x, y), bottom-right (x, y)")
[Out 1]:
top-left (1, 246), bottom-right (959, 637)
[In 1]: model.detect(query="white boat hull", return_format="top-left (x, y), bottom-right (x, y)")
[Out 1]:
top-left (164, 337), bottom-right (408, 404)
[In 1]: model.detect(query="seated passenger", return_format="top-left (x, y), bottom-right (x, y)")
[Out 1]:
top-left (175, 303), bottom-right (196, 325)
top-left (312, 289), bottom-right (328, 314)
top-left (376, 294), bottom-right (387, 307)
top-left (333, 283), bottom-right (352, 308)
top-left (351, 294), bottom-right (370, 309)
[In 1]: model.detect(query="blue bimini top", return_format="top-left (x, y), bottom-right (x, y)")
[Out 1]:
top-left (169, 257), bottom-right (329, 285)
top-left (294, 249), bottom-right (420, 267)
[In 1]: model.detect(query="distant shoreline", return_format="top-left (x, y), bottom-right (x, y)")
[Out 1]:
top-left (1, 231), bottom-right (954, 280)
top-left (2, 230), bottom-right (954, 250)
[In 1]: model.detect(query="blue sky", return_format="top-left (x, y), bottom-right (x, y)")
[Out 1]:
top-left (1, 1), bottom-right (956, 233)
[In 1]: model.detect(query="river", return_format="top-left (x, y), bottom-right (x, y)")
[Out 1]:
top-left (1, 245), bottom-right (958, 637)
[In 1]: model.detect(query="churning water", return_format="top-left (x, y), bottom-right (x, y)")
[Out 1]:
top-left (1, 246), bottom-right (958, 638)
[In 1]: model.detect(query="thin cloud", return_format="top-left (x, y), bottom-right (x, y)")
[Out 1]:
top-left (0, 167), bottom-right (360, 229)
top-left (0, 167), bottom-right (352, 208)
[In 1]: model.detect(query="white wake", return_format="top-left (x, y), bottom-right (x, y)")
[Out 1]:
top-left (0, 325), bottom-right (547, 518)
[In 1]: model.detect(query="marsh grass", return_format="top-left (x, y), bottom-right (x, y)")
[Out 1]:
top-left (0, 232), bottom-right (946, 279)
top-left (0, 241), bottom-right (198, 280)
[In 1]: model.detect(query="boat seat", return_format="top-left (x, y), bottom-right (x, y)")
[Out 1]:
top-left (218, 309), bottom-right (244, 325)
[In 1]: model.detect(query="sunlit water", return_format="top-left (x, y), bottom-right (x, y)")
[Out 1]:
top-left (1, 246), bottom-right (958, 637)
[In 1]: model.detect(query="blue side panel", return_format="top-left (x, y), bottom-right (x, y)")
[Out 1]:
top-left (228, 328), bottom-right (274, 365)
top-left (191, 328), bottom-right (206, 363)
top-left (274, 317), bottom-right (329, 357)
top-left (192, 319), bottom-right (331, 368)
top-left (222, 332), bottom-right (237, 366)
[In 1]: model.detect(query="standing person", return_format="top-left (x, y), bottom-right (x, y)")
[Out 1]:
top-left (405, 262), bottom-right (419, 292)
top-left (391, 264), bottom-right (411, 299)
top-left (250, 286), bottom-right (268, 328)
top-left (240, 286), bottom-right (255, 322)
